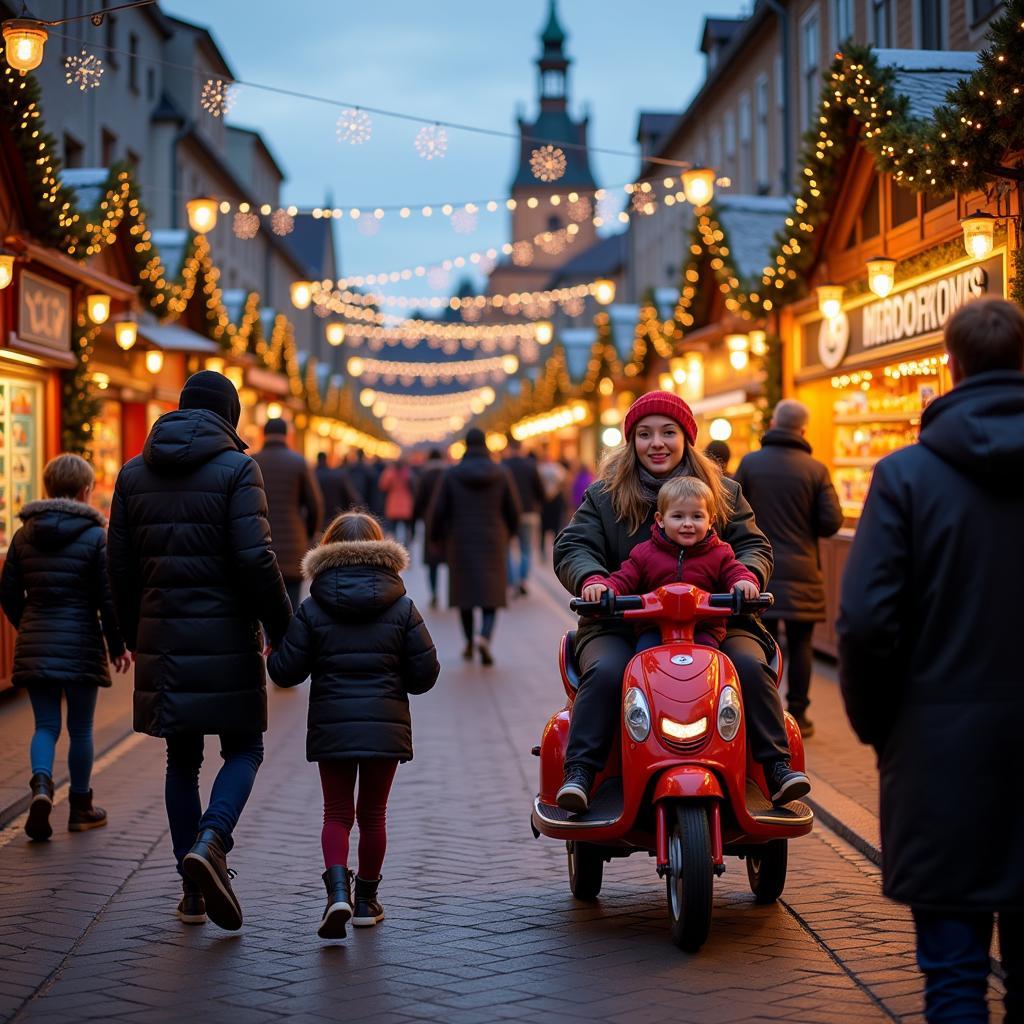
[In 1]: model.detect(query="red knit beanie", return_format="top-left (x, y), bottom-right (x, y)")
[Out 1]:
top-left (623, 390), bottom-right (698, 444)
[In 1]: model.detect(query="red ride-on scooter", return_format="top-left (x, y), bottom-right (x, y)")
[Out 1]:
top-left (530, 583), bottom-right (813, 952)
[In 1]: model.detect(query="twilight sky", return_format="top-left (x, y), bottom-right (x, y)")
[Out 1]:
top-left (163, 0), bottom-right (749, 295)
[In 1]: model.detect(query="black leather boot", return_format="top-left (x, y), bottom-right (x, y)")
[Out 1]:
top-left (25, 772), bottom-right (54, 841)
top-left (182, 828), bottom-right (242, 931)
top-left (317, 866), bottom-right (353, 939)
top-left (352, 876), bottom-right (385, 927)
top-left (177, 876), bottom-right (207, 925)
top-left (68, 789), bottom-right (107, 832)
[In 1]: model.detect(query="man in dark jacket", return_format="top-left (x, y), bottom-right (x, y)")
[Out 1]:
top-left (108, 371), bottom-right (291, 932)
top-left (253, 419), bottom-right (323, 609)
top-left (838, 297), bottom-right (1024, 1020)
top-left (412, 449), bottom-right (447, 609)
top-left (429, 428), bottom-right (520, 665)
top-left (503, 439), bottom-right (545, 596)
top-left (346, 449), bottom-right (376, 511)
top-left (735, 400), bottom-right (843, 736)
top-left (314, 451), bottom-right (360, 528)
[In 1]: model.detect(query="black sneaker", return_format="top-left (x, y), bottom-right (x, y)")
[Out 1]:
top-left (182, 828), bottom-right (243, 931)
top-left (765, 760), bottom-right (811, 806)
top-left (25, 772), bottom-right (54, 842)
top-left (462, 641), bottom-right (474, 661)
top-left (352, 876), bottom-right (385, 927)
top-left (556, 767), bottom-right (594, 814)
top-left (518, 583), bottom-right (529, 597)
top-left (318, 866), bottom-right (352, 939)
top-left (792, 714), bottom-right (815, 739)
top-left (177, 877), bottom-right (207, 925)
top-left (477, 636), bottom-right (494, 666)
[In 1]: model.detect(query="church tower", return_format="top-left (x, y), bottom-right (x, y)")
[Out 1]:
top-left (488, 1), bottom-right (599, 297)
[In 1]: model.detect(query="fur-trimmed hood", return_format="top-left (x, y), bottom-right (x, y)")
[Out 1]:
top-left (303, 539), bottom-right (409, 619)
top-left (19, 498), bottom-right (106, 551)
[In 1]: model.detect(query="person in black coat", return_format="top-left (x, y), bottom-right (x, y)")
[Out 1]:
top-left (411, 449), bottom-right (447, 609)
top-left (0, 454), bottom-right (129, 841)
top-left (838, 297), bottom-right (1024, 1021)
top-left (428, 428), bottom-right (520, 666)
top-left (503, 440), bottom-right (546, 597)
top-left (314, 452), bottom-right (360, 527)
top-left (268, 511), bottom-right (438, 939)
top-left (734, 401), bottom-right (843, 735)
top-left (107, 370), bottom-right (291, 932)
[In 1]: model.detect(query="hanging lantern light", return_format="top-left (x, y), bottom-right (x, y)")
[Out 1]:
top-left (593, 279), bottom-right (616, 305)
top-left (266, 402), bottom-right (283, 421)
top-left (534, 320), bottom-right (553, 345)
top-left (682, 167), bottom-right (715, 206)
top-left (326, 323), bottom-right (345, 346)
top-left (748, 329), bottom-right (768, 357)
top-left (114, 320), bottom-right (137, 351)
top-left (86, 293), bottom-right (111, 325)
top-left (709, 418), bottom-right (733, 441)
top-left (186, 197), bottom-right (218, 235)
top-left (145, 349), bottom-right (164, 374)
top-left (502, 354), bottom-right (520, 374)
top-left (347, 357), bottom-right (364, 377)
top-left (0, 253), bottom-right (14, 291)
top-left (866, 256), bottom-right (897, 298)
top-left (3, 20), bottom-right (48, 75)
top-left (290, 280), bottom-right (313, 310)
top-left (960, 212), bottom-right (996, 260)
top-left (359, 388), bottom-right (376, 407)
top-left (816, 285), bottom-right (845, 321)
top-left (725, 334), bottom-right (749, 371)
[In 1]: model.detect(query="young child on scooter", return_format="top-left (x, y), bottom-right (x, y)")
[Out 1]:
top-left (267, 511), bottom-right (439, 941)
top-left (581, 475), bottom-right (760, 650)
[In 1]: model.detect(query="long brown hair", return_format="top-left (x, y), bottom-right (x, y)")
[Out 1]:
top-left (599, 435), bottom-right (729, 536)
top-left (321, 511), bottom-right (384, 545)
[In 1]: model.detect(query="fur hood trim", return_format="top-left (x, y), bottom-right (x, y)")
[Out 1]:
top-left (302, 538), bottom-right (409, 580)
top-left (19, 498), bottom-right (106, 526)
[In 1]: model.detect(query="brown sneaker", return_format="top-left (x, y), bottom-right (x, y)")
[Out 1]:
top-left (68, 790), bottom-right (107, 832)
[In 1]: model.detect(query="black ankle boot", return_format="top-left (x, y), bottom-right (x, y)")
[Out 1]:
top-left (352, 876), bottom-right (385, 927)
top-left (317, 866), bottom-right (353, 939)
top-left (25, 772), bottom-right (54, 841)
top-left (177, 876), bottom-right (207, 925)
top-left (68, 789), bottom-right (107, 832)
top-left (182, 828), bottom-right (242, 931)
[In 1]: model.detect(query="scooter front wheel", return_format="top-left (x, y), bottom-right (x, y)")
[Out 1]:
top-left (567, 841), bottom-right (603, 900)
top-left (746, 839), bottom-right (788, 903)
top-left (665, 804), bottom-right (713, 952)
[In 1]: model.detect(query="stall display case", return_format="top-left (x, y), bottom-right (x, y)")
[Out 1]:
top-left (92, 400), bottom-right (123, 517)
top-left (0, 378), bottom-right (43, 553)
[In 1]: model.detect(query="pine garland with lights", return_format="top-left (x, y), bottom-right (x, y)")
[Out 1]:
top-left (61, 314), bottom-right (103, 457)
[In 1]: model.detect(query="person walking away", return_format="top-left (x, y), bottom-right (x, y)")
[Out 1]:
top-left (0, 454), bottom-right (130, 841)
top-left (378, 459), bottom-right (417, 545)
top-left (346, 449), bottom-right (376, 511)
top-left (253, 418), bottom-right (323, 610)
top-left (315, 452), bottom-right (360, 527)
top-left (538, 456), bottom-right (567, 556)
top-left (838, 297), bottom-right (1024, 1022)
top-left (428, 428), bottom-right (520, 666)
top-left (108, 371), bottom-right (291, 931)
top-left (704, 440), bottom-right (732, 476)
top-left (571, 460), bottom-right (595, 511)
top-left (503, 439), bottom-right (545, 596)
top-left (268, 512), bottom-right (439, 939)
top-left (412, 449), bottom-right (447, 609)
top-left (734, 400), bottom-right (843, 737)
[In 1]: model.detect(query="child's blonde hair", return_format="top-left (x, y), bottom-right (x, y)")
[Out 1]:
top-left (321, 510), bottom-right (383, 545)
top-left (43, 453), bottom-right (94, 499)
top-left (656, 475), bottom-right (715, 518)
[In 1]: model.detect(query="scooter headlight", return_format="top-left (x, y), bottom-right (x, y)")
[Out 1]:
top-left (717, 685), bottom-right (742, 742)
top-left (623, 687), bottom-right (651, 742)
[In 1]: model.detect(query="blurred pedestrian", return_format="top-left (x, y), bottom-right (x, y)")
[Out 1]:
top-left (538, 455), bottom-right (567, 556)
top-left (704, 439), bottom-right (732, 475)
top-left (315, 452), bottom-right (360, 526)
top-left (571, 459), bottom-right (595, 511)
top-left (735, 400), bottom-right (843, 737)
top-left (347, 449), bottom-right (377, 510)
top-left (253, 418), bottom-right (323, 610)
top-left (268, 511), bottom-right (439, 939)
top-left (838, 297), bottom-right (1024, 1022)
top-left (0, 454), bottom-right (129, 842)
top-left (412, 448), bottom-right (447, 608)
top-left (503, 439), bottom-right (545, 596)
top-left (428, 428), bottom-right (520, 665)
top-left (108, 371), bottom-right (291, 931)
top-left (378, 458), bottom-right (417, 545)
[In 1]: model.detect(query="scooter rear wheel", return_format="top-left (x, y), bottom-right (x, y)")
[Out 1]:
top-left (746, 839), bottom-right (788, 903)
top-left (567, 841), bottom-right (603, 900)
top-left (665, 804), bottom-right (713, 952)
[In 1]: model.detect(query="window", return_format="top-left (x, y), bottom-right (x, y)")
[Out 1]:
top-left (104, 4), bottom-right (117, 67)
top-left (774, 54), bottom-right (784, 110)
top-left (891, 180), bottom-right (919, 226)
top-left (710, 129), bottom-right (723, 175)
top-left (922, 187), bottom-right (954, 213)
top-left (918, 0), bottom-right (946, 48)
top-left (724, 109), bottom-right (736, 157)
top-left (738, 92), bottom-right (752, 191)
top-left (755, 74), bottom-right (770, 192)
top-left (859, 176), bottom-right (880, 240)
top-left (126, 149), bottom-right (141, 171)
top-left (129, 33), bottom-right (138, 92)
top-left (147, 67), bottom-right (155, 101)
top-left (63, 133), bottom-right (84, 168)
top-left (101, 128), bottom-right (117, 167)
top-left (971, 0), bottom-right (1001, 25)
top-left (869, 0), bottom-right (892, 45)
top-left (800, 9), bottom-right (821, 131)
top-left (547, 215), bottom-right (561, 232)
top-left (832, 0), bottom-right (854, 44)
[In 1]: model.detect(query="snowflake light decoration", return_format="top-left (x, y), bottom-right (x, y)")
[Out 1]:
top-left (511, 241), bottom-right (534, 267)
top-left (530, 145), bottom-right (567, 183)
top-left (427, 267), bottom-right (449, 290)
top-left (336, 108), bottom-right (372, 144)
top-left (538, 230), bottom-right (566, 255)
top-left (631, 189), bottom-right (657, 216)
top-left (450, 208), bottom-right (477, 235)
top-left (232, 211), bottom-right (259, 239)
top-left (201, 78), bottom-right (236, 118)
top-left (63, 49), bottom-right (104, 91)
top-left (596, 192), bottom-right (619, 224)
top-left (270, 208), bottom-right (295, 236)
top-left (561, 296), bottom-right (585, 317)
top-left (414, 125), bottom-right (448, 160)
top-left (567, 195), bottom-right (592, 223)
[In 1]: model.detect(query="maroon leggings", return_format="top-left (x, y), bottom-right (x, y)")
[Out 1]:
top-left (318, 759), bottom-right (398, 876)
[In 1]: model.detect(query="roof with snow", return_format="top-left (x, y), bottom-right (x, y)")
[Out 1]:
top-left (714, 194), bottom-right (792, 281)
top-left (875, 49), bottom-right (980, 120)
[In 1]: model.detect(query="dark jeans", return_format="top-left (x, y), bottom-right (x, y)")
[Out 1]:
top-left (460, 608), bottom-right (496, 643)
top-left (565, 632), bottom-right (790, 773)
top-left (285, 578), bottom-right (302, 613)
top-left (427, 564), bottom-right (439, 599)
top-left (913, 909), bottom-right (1021, 1022)
top-left (507, 516), bottom-right (538, 587)
top-left (28, 684), bottom-right (98, 794)
top-left (164, 732), bottom-right (264, 872)
top-left (764, 619), bottom-right (816, 716)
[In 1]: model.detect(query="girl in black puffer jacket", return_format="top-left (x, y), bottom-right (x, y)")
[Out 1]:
top-left (0, 454), bottom-right (130, 842)
top-left (268, 511), bottom-right (439, 940)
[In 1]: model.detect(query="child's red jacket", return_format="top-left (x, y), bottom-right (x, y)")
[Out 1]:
top-left (584, 525), bottom-right (759, 646)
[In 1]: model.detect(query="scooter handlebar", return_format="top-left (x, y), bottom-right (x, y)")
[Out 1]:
top-left (570, 587), bottom-right (774, 617)
top-left (708, 590), bottom-right (775, 615)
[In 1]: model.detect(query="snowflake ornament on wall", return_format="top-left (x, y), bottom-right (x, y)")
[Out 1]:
top-left (336, 108), bottom-right (372, 144)
top-left (414, 125), bottom-right (448, 160)
top-left (233, 211), bottom-right (259, 239)
top-left (64, 49), bottom-right (104, 91)
top-left (270, 209), bottom-right (295, 236)
top-left (201, 79), bottom-right (236, 118)
top-left (530, 145), bottom-right (567, 183)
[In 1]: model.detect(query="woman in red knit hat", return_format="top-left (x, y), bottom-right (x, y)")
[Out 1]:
top-left (552, 391), bottom-right (809, 812)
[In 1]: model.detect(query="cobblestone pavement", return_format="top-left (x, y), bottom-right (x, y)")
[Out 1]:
top-left (0, 556), bottom-right (1006, 1024)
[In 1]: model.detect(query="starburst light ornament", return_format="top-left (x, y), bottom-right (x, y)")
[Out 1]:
top-left (451, 208), bottom-right (477, 235)
top-left (201, 78), bottom-right (236, 118)
top-left (567, 194), bottom-right (592, 223)
top-left (336, 108), bottom-right (372, 144)
top-left (538, 231), bottom-right (566, 255)
top-left (631, 189), bottom-right (657, 216)
top-left (511, 241), bottom-right (534, 267)
top-left (530, 144), bottom-right (567, 183)
top-left (63, 49), bottom-right (103, 91)
top-left (427, 267), bottom-right (449, 290)
top-left (233, 211), bottom-right (259, 239)
top-left (270, 208), bottom-right (295, 236)
top-left (414, 124), bottom-right (448, 160)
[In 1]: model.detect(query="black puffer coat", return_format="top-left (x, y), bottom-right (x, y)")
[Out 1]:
top-left (108, 409), bottom-right (292, 737)
top-left (267, 538), bottom-right (439, 762)
top-left (428, 447), bottom-right (520, 609)
top-left (734, 429), bottom-right (844, 621)
top-left (838, 371), bottom-right (1024, 911)
top-left (0, 499), bottom-right (124, 688)
top-left (412, 459), bottom-right (446, 568)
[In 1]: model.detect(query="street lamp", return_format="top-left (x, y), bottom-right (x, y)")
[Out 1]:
top-left (816, 285), bottom-right (844, 321)
top-left (347, 357), bottom-right (364, 377)
top-left (748, 329), bottom-right (768, 357)
top-left (186, 197), bottom-right (218, 235)
top-left (114, 319), bottom-right (137, 351)
top-left (534, 320), bottom-right (553, 345)
top-left (960, 212), bottom-right (996, 260)
top-left (502, 354), bottom-right (519, 374)
top-left (359, 388), bottom-right (376, 407)
top-left (593, 279), bottom-right (616, 305)
top-left (325, 322), bottom-right (345, 346)
top-left (3, 20), bottom-right (47, 74)
top-left (709, 418), bottom-right (733, 441)
top-left (86, 293), bottom-right (111, 325)
top-left (682, 167), bottom-right (715, 207)
top-left (145, 349), bottom-right (164, 374)
top-left (866, 256), bottom-right (896, 298)
top-left (290, 280), bottom-right (312, 310)
top-left (725, 333), bottom-right (749, 370)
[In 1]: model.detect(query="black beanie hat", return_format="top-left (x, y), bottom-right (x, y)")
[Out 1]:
top-left (179, 370), bottom-right (241, 428)
top-left (465, 427), bottom-right (486, 449)
top-left (264, 417), bottom-right (288, 436)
